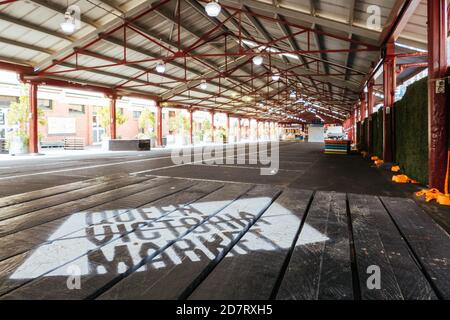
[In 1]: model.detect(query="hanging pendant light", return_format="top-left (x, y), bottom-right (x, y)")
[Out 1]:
top-left (60, 10), bottom-right (76, 34)
top-left (155, 61), bottom-right (166, 73)
top-left (205, 0), bottom-right (221, 17)
top-left (289, 90), bottom-right (296, 99)
top-left (271, 73), bottom-right (280, 81)
top-left (200, 80), bottom-right (208, 90)
top-left (252, 55), bottom-right (263, 66)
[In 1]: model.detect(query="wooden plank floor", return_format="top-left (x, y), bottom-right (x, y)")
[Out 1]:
top-left (0, 174), bottom-right (448, 300)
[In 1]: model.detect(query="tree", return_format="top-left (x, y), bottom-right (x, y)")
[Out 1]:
top-left (168, 111), bottom-right (189, 135)
top-left (217, 126), bottom-right (226, 139)
top-left (202, 119), bottom-right (211, 131)
top-left (201, 119), bottom-right (211, 141)
top-left (138, 109), bottom-right (155, 138)
top-left (7, 85), bottom-right (46, 146)
top-left (97, 106), bottom-right (127, 137)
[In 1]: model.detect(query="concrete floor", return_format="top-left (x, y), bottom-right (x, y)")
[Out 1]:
top-left (0, 141), bottom-right (449, 300)
top-left (0, 141), bottom-right (419, 194)
top-left (0, 141), bottom-right (447, 232)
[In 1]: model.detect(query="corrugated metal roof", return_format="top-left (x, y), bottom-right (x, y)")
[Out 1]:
top-left (0, 0), bottom-right (430, 121)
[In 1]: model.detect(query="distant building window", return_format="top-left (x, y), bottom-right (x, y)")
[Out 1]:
top-left (38, 99), bottom-right (52, 110)
top-left (69, 104), bottom-right (85, 114)
top-left (0, 110), bottom-right (5, 125)
top-left (133, 111), bottom-right (141, 119)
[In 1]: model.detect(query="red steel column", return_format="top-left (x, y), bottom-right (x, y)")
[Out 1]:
top-left (349, 109), bottom-right (354, 143)
top-left (210, 111), bottom-right (215, 143)
top-left (156, 104), bottom-right (163, 146)
top-left (189, 109), bottom-right (193, 145)
top-left (28, 82), bottom-right (38, 153)
top-left (360, 92), bottom-right (366, 120)
top-left (237, 117), bottom-right (241, 141)
top-left (110, 95), bottom-right (117, 140)
top-left (226, 113), bottom-right (230, 142)
top-left (360, 92), bottom-right (367, 150)
top-left (383, 41), bottom-right (396, 162)
top-left (367, 79), bottom-right (375, 151)
top-left (428, 0), bottom-right (448, 191)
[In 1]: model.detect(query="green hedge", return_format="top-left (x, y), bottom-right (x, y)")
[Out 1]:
top-left (363, 70), bottom-right (450, 186)
top-left (356, 121), bottom-right (361, 149)
top-left (394, 77), bottom-right (429, 184)
top-left (371, 108), bottom-right (383, 158)
top-left (362, 119), bottom-right (368, 151)
top-left (356, 119), bottom-right (369, 151)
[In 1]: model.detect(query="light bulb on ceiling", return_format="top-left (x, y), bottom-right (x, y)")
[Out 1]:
top-left (271, 73), bottom-right (280, 81)
top-left (289, 91), bottom-right (296, 99)
top-left (252, 55), bottom-right (263, 66)
top-left (156, 61), bottom-right (166, 73)
top-left (60, 11), bottom-right (76, 34)
top-left (200, 80), bottom-right (207, 90)
top-left (205, 0), bottom-right (221, 17)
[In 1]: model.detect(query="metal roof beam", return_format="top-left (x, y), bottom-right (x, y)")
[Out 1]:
top-left (239, 0), bottom-right (379, 40)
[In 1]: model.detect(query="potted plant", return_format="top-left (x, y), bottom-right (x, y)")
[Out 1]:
top-left (7, 88), bottom-right (46, 155)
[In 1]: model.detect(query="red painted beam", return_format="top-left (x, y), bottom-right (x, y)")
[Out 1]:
top-left (397, 62), bottom-right (428, 73)
top-left (383, 41), bottom-right (396, 162)
top-left (0, 0), bottom-right (19, 5)
top-left (380, 0), bottom-right (423, 43)
top-left (395, 52), bottom-right (428, 58)
top-left (197, 0), bottom-right (379, 50)
top-left (367, 79), bottom-right (375, 151)
top-left (210, 111), bottom-right (215, 143)
top-left (360, 92), bottom-right (366, 121)
top-left (110, 96), bottom-right (117, 140)
top-left (0, 61), bottom-right (33, 73)
top-left (428, 0), bottom-right (448, 191)
top-left (21, 77), bottom-right (114, 96)
top-left (237, 117), bottom-right (241, 142)
top-left (189, 109), bottom-right (193, 145)
top-left (156, 105), bottom-right (163, 147)
top-left (28, 82), bottom-right (38, 154)
top-left (226, 113), bottom-right (230, 142)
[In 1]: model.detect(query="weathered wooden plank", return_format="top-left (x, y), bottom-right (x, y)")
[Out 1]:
top-left (97, 184), bottom-right (281, 300)
top-left (1, 182), bottom-right (250, 299)
top-left (0, 175), bottom-right (156, 222)
top-left (380, 196), bottom-right (449, 299)
top-left (276, 191), bottom-right (353, 300)
top-left (349, 194), bottom-right (437, 300)
top-left (189, 188), bottom-right (313, 300)
top-left (0, 177), bottom-right (189, 262)
top-left (0, 176), bottom-right (150, 238)
top-left (0, 180), bottom-right (224, 297)
top-left (0, 175), bottom-right (122, 209)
